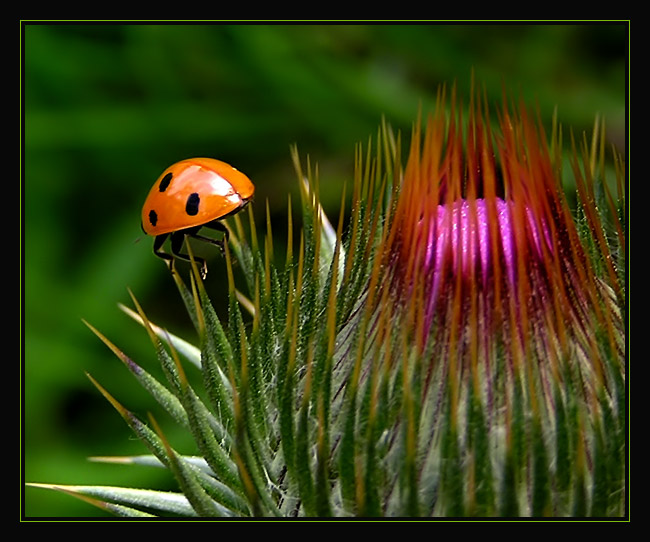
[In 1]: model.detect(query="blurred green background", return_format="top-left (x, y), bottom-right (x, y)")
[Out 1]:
top-left (23, 22), bottom-right (627, 518)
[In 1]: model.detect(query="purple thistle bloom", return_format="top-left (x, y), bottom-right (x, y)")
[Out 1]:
top-left (376, 89), bottom-right (624, 427)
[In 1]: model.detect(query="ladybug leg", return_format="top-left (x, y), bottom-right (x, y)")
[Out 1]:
top-left (153, 234), bottom-right (173, 267)
top-left (170, 230), bottom-right (208, 279)
top-left (195, 220), bottom-right (229, 254)
top-left (202, 220), bottom-right (230, 241)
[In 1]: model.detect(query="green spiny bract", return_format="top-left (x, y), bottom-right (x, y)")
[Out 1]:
top-left (31, 91), bottom-right (626, 518)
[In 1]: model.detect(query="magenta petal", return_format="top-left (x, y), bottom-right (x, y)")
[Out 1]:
top-left (425, 199), bottom-right (514, 285)
top-left (423, 197), bottom-right (555, 302)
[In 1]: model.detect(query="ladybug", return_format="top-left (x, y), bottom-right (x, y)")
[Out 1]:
top-left (141, 157), bottom-right (254, 277)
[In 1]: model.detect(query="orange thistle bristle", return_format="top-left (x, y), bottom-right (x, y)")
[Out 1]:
top-left (379, 86), bottom-right (620, 412)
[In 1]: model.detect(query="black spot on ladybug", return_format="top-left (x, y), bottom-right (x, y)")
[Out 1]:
top-left (159, 172), bottom-right (173, 192)
top-left (149, 209), bottom-right (158, 226)
top-left (186, 193), bottom-right (200, 216)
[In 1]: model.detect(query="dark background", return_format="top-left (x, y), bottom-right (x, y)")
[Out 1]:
top-left (23, 22), bottom-right (627, 518)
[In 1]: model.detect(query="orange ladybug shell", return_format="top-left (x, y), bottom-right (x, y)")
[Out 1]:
top-left (142, 158), bottom-right (254, 236)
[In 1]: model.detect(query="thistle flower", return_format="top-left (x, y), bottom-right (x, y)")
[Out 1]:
top-left (366, 88), bottom-right (625, 516)
top-left (28, 85), bottom-right (626, 518)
